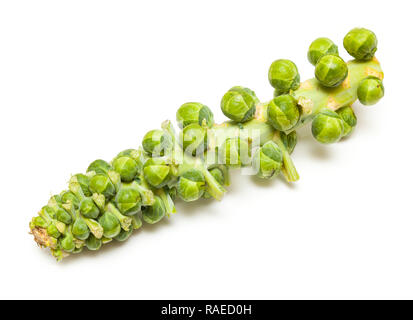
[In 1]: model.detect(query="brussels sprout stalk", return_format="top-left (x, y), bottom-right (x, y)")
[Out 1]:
top-left (29, 29), bottom-right (384, 261)
top-left (286, 58), bottom-right (383, 133)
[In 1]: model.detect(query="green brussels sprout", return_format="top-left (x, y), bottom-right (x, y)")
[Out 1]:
top-left (72, 213), bottom-right (90, 240)
top-left (87, 159), bottom-right (112, 175)
top-left (60, 191), bottom-right (79, 208)
top-left (60, 227), bottom-right (75, 253)
top-left (167, 186), bottom-right (177, 201)
top-left (343, 28), bottom-right (377, 61)
top-left (114, 228), bottom-right (133, 242)
top-left (56, 207), bottom-right (72, 225)
top-left (209, 168), bottom-right (225, 186)
top-left (268, 59), bottom-right (300, 95)
top-left (219, 138), bottom-right (251, 167)
top-left (220, 86), bottom-right (259, 122)
top-left (116, 149), bottom-right (146, 171)
top-left (176, 102), bottom-right (214, 129)
top-left (89, 174), bottom-right (116, 199)
top-left (336, 106), bottom-right (357, 137)
top-left (267, 94), bottom-right (300, 131)
top-left (115, 187), bottom-right (142, 216)
top-left (307, 37), bottom-right (339, 66)
top-left (280, 131), bottom-right (297, 154)
top-left (117, 148), bottom-right (142, 160)
top-left (203, 166), bottom-right (229, 199)
top-left (98, 211), bottom-right (121, 238)
top-left (85, 234), bottom-right (102, 251)
top-left (142, 129), bottom-right (172, 157)
top-left (46, 223), bottom-right (61, 239)
top-left (106, 202), bottom-right (132, 231)
top-left (79, 197), bottom-right (100, 219)
top-left (32, 216), bottom-right (49, 228)
top-left (112, 156), bottom-right (138, 182)
top-left (253, 141), bottom-right (283, 179)
top-left (40, 205), bottom-right (57, 219)
top-left (179, 123), bottom-right (208, 156)
top-left (177, 169), bottom-right (206, 202)
top-left (357, 76), bottom-right (384, 106)
top-left (142, 196), bottom-right (166, 224)
top-left (143, 157), bottom-right (172, 188)
top-left (51, 249), bottom-right (65, 261)
top-left (72, 174), bottom-right (92, 197)
top-left (311, 109), bottom-right (345, 144)
top-left (315, 54), bottom-right (348, 87)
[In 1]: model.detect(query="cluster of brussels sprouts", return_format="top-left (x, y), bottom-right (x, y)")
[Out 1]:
top-left (30, 27), bottom-right (384, 260)
top-left (264, 27), bottom-right (384, 144)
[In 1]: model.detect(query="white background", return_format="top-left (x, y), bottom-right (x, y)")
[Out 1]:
top-left (0, 0), bottom-right (411, 299)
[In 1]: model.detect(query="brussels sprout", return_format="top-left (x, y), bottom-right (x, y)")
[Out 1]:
top-left (60, 191), bottom-right (79, 208)
top-left (315, 54), bottom-right (348, 87)
top-left (87, 159), bottom-right (112, 175)
top-left (112, 156), bottom-right (138, 182)
top-left (77, 197), bottom-right (99, 219)
top-left (167, 186), bottom-right (177, 201)
top-left (177, 169), bottom-right (206, 202)
top-left (114, 228), bottom-right (133, 242)
top-left (98, 211), bottom-right (121, 238)
top-left (51, 249), bottom-right (65, 261)
top-left (56, 207), bottom-right (72, 225)
top-left (357, 76), bottom-right (384, 106)
top-left (89, 174), bottom-right (116, 199)
top-left (268, 59), bottom-right (300, 95)
top-left (85, 234), bottom-right (102, 251)
top-left (82, 217), bottom-right (103, 239)
top-left (106, 202), bottom-right (132, 231)
top-left (179, 123), bottom-right (208, 156)
top-left (220, 86), bottom-right (259, 122)
top-left (311, 109), bottom-right (345, 144)
top-left (209, 167), bottom-right (225, 186)
top-left (142, 129), bottom-right (172, 157)
top-left (280, 131), bottom-right (297, 154)
top-left (143, 157), bottom-right (172, 188)
top-left (253, 141), bottom-right (283, 179)
top-left (176, 102), bottom-right (214, 129)
top-left (203, 166), bottom-right (228, 200)
top-left (37, 206), bottom-right (65, 238)
top-left (115, 186), bottom-right (142, 216)
top-left (47, 223), bottom-right (61, 239)
top-left (72, 174), bottom-right (92, 197)
top-left (128, 180), bottom-right (155, 206)
top-left (32, 216), bottom-right (48, 228)
top-left (267, 94), bottom-right (300, 131)
top-left (343, 28), bottom-right (377, 61)
top-left (39, 205), bottom-right (56, 221)
top-left (336, 106), bottom-right (357, 137)
top-left (142, 196), bottom-right (166, 224)
top-left (117, 148), bottom-right (144, 161)
top-left (307, 37), bottom-right (339, 66)
top-left (72, 213), bottom-right (90, 240)
top-left (219, 138), bottom-right (251, 167)
top-left (59, 227), bottom-right (76, 253)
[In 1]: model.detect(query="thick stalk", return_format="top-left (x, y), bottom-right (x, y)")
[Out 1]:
top-left (30, 58), bottom-right (383, 260)
top-left (290, 58), bottom-right (382, 133)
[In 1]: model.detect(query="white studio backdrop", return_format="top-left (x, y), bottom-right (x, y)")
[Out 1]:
top-left (0, 0), bottom-right (411, 299)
